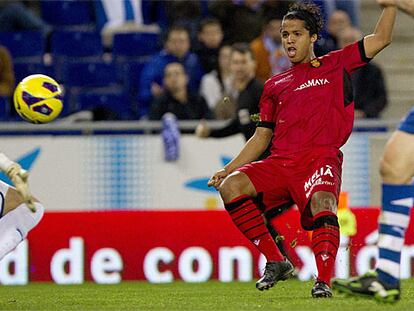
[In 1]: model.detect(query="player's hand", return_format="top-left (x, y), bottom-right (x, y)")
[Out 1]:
top-left (151, 82), bottom-right (163, 97)
top-left (207, 168), bottom-right (228, 189)
top-left (195, 120), bottom-right (210, 138)
top-left (6, 164), bottom-right (36, 213)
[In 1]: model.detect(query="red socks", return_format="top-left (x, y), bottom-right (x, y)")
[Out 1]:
top-left (311, 211), bottom-right (340, 285)
top-left (225, 195), bottom-right (284, 262)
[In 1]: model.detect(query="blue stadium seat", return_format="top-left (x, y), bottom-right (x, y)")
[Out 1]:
top-left (63, 62), bottom-right (118, 88)
top-left (0, 97), bottom-right (11, 121)
top-left (119, 60), bottom-right (146, 95)
top-left (51, 30), bottom-right (103, 58)
top-left (51, 30), bottom-right (103, 81)
top-left (118, 60), bottom-right (147, 119)
top-left (40, 0), bottom-right (94, 29)
top-left (13, 63), bottom-right (48, 84)
top-left (63, 61), bottom-right (123, 115)
top-left (112, 32), bottom-right (161, 60)
top-left (0, 31), bottom-right (44, 62)
top-left (77, 92), bottom-right (131, 120)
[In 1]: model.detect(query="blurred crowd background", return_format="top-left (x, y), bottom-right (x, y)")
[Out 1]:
top-left (0, 0), bottom-right (407, 124)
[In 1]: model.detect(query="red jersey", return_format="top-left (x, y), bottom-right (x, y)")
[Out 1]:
top-left (259, 40), bottom-right (370, 158)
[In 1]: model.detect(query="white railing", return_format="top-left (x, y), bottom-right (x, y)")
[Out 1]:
top-left (0, 118), bottom-right (400, 134)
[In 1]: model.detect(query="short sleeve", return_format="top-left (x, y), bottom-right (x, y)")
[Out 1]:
top-left (340, 39), bottom-right (371, 74)
top-left (257, 80), bottom-right (276, 129)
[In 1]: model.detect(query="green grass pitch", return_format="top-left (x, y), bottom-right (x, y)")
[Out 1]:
top-left (1, 279), bottom-right (414, 310)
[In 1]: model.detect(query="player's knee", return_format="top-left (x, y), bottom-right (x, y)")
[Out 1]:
top-left (5, 187), bottom-right (41, 216)
top-left (219, 173), bottom-right (254, 202)
top-left (14, 202), bottom-right (44, 238)
top-left (218, 175), bottom-right (239, 201)
top-left (310, 191), bottom-right (337, 215)
top-left (380, 157), bottom-right (410, 184)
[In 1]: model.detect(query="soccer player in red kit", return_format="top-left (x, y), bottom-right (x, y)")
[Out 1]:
top-left (208, 2), bottom-right (397, 298)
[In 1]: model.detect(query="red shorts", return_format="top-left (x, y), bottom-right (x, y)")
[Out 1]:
top-left (238, 150), bottom-right (343, 230)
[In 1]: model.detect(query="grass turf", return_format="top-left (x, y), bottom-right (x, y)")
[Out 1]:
top-left (1, 279), bottom-right (414, 310)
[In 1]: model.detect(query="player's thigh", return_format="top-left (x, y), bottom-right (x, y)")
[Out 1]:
top-left (381, 130), bottom-right (414, 183)
top-left (237, 159), bottom-right (286, 194)
top-left (220, 159), bottom-right (287, 203)
top-left (290, 155), bottom-right (342, 230)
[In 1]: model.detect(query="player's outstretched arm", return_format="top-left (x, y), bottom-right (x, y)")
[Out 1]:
top-left (397, 0), bottom-right (414, 15)
top-left (208, 127), bottom-right (273, 188)
top-left (0, 153), bottom-right (36, 212)
top-left (363, 3), bottom-right (397, 59)
top-left (378, 0), bottom-right (414, 15)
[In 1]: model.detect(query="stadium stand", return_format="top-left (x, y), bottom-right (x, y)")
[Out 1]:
top-left (0, 0), bottom-right (408, 123)
top-left (112, 32), bottom-right (161, 119)
top-left (62, 61), bottom-right (126, 118)
top-left (12, 63), bottom-right (50, 87)
top-left (0, 31), bottom-right (44, 63)
top-left (64, 62), bottom-right (117, 88)
top-left (51, 30), bottom-right (103, 59)
top-left (0, 96), bottom-right (10, 121)
top-left (40, 0), bottom-right (95, 30)
top-left (118, 60), bottom-right (146, 119)
top-left (360, 1), bottom-right (414, 119)
top-left (112, 32), bottom-right (160, 61)
top-left (78, 92), bottom-right (130, 120)
top-left (50, 30), bottom-right (103, 82)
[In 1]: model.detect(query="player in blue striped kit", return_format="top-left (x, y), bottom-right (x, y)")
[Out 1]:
top-left (332, 2), bottom-right (414, 301)
top-left (333, 107), bottom-right (414, 302)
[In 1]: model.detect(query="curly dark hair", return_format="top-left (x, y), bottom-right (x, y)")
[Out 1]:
top-left (284, 2), bottom-right (324, 38)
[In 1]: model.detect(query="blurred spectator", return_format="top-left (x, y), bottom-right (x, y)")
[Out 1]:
top-left (315, 9), bottom-right (351, 56)
top-left (138, 25), bottom-right (204, 116)
top-left (142, 0), bottom-right (202, 44)
top-left (209, 0), bottom-right (263, 43)
top-left (164, 0), bottom-right (202, 43)
top-left (338, 27), bottom-right (387, 118)
top-left (0, 1), bottom-right (51, 35)
top-left (0, 45), bottom-right (15, 98)
top-left (260, 0), bottom-right (293, 22)
top-left (313, 0), bottom-right (360, 28)
top-left (335, 0), bottom-right (360, 26)
top-left (94, 0), bottom-right (159, 48)
top-left (200, 45), bottom-right (234, 119)
top-left (149, 62), bottom-right (211, 120)
top-left (250, 16), bottom-right (290, 82)
top-left (196, 43), bottom-right (263, 141)
top-left (194, 18), bottom-right (224, 73)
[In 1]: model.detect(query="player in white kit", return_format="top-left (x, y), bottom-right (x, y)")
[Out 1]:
top-left (0, 152), bottom-right (44, 260)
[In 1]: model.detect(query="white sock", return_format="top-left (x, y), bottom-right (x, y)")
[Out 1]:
top-left (0, 202), bottom-right (44, 260)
